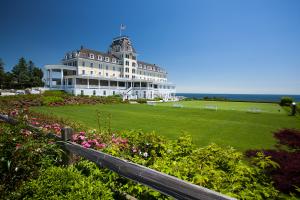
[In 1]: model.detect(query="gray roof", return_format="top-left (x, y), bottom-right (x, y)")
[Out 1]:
top-left (137, 61), bottom-right (166, 73)
top-left (79, 48), bottom-right (118, 60)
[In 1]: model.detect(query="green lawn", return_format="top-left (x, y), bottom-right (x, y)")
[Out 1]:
top-left (156, 100), bottom-right (286, 114)
top-left (31, 101), bottom-right (300, 151)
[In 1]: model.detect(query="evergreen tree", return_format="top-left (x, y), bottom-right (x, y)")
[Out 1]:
top-left (11, 57), bottom-right (30, 88)
top-left (28, 60), bottom-right (34, 79)
top-left (0, 58), bottom-right (5, 89)
top-left (32, 67), bottom-right (44, 87)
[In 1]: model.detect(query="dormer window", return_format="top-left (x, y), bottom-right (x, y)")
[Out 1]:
top-left (90, 54), bottom-right (94, 59)
top-left (105, 57), bottom-right (109, 62)
top-left (112, 58), bottom-right (116, 63)
top-left (97, 55), bottom-right (102, 61)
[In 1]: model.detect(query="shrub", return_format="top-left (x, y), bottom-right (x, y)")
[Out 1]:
top-left (12, 166), bottom-right (114, 200)
top-left (274, 129), bottom-right (300, 150)
top-left (280, 96), bottom-right (293, 106)
top-left (0, 123), bottom-right (62, 198)
top-left (136, 98), bottom-right (147, 104)
top-left (101, 131), bottom-right (280, 199)
top-left (246, 129), bottom-right (300, 195)
top-left (42, 96), bottom-right (64, 106)
top-left (43, 90), bottom-right (67, 97)
top-left (154, 97), bottom-right (163, 101)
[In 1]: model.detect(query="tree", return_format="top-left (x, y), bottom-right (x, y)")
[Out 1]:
top-left (0, 58), bottom-right (5, 89)
top-left (29, 60), bottom-right (44, 87)
top-left (1, 58), bottom-right (44, 89)
top-left (11, 57), bottom-right (30, 89)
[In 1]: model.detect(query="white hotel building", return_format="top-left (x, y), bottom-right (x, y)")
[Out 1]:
top-left (43, 36), bottom-right (176, 100)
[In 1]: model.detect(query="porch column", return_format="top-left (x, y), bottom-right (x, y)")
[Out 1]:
top-left (49, 69), bottom-right (52, 88)
top-left (74, 78), bottom-right (76, 88)
top-left (98, 79), bottom-right (100, 89)
top-left (108, 80), bottom-right (110, 95)
top-left (87, 78), bottom-right (89, 89)
top-left (60, 69), bottom-right (63, 89)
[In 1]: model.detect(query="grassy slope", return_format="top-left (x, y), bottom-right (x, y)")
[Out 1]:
top-left (31, 102), bottom-right (300, 151)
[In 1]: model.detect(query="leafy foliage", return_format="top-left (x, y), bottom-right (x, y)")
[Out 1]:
top-left (274, 129), bottom-right (300, 150)
top-left (280, 96), bottom-right (294, 106)
top-left (42, 96), bottom-right (64, 106)
top-left (0, 122), bottom-right (63, 198)
top-left (246, 129), bottom-right (300, 195)
top-left (0, 57), bottom-right (44, 89)
top-left (12, 166), bottom-right (114, 200)
top-left (98, 131), bottom-right (280, 199)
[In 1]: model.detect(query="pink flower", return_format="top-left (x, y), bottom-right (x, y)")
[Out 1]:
top-left (10, 109), bottom-right (18, 116)
top-left (21, 129), bottom-right (32, 136)
top-left (78, 135), bottom-right (86, 141)
top-left (96, 143), bottom-right (106, 149)
top-left (132, 147), bottom-right (137, 153)
top-left (81, 141), bottom-right (91, 148)
top-left (87, 139), bottom-right (94, 144)
top-left (16, 143), bottom-right (22, 150)
top-left (72, 134), bottom-right (79, 141)
top-left (79, 131), bottom-right (85, 135)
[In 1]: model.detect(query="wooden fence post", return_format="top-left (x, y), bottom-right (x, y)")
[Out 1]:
top-left (61, 127), bottom-right (74, 165)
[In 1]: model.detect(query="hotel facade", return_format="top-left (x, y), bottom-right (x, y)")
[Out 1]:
top-left (43, 36), bottom-right (176, 100)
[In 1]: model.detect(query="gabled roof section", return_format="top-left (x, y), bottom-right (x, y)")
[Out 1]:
top-left (79, 48), bottom-right (118, 59)
top-left (137, 61), bottom-right (166, 73)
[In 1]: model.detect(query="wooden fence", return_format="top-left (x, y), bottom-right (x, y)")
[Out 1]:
top-left (0, 114), bottom-right (235, 200)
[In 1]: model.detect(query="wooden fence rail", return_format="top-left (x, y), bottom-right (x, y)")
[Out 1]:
top-left (0, 114), bottom-right (235, 200)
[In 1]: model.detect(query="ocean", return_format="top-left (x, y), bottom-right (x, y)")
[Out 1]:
top-left (176, 93), bottom-right (300, 103)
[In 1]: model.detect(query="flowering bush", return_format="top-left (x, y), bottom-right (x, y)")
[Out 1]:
top-left (0, 122), bottom-right (63, 198)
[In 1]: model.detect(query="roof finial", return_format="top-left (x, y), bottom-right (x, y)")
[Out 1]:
top-left (120, 24), bottom-right (126, 36)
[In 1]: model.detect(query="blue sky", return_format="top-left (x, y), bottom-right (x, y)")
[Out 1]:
top-left (0, 0), bottom-right (300, 94)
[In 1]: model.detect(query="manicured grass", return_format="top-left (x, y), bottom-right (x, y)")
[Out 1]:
top-left (156, 100), bottom-right (286, 114)
top-left (31, 102), bottom-right (300, 151)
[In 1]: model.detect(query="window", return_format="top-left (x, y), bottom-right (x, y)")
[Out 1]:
top-left (82, 70), bottom-right (85, 75)
top-left (113, 73), bottom-right (115, 77)
top-left (125, 75), bottom-right (129, 78)
top-left (112, 58), bottom-right (116, 63)
top-left (99, 64), bottom-right (102, 69)
top-left (125, 61), bottom-right (129, 66)
top-left (132, 62), bottom-right (136, 67)
top-left (81, 90), bottom-right (84, 95)
top-left (106, 65), bottom-right (109, 70)
top-left (90, 54), bottom-right (94, 59)
top-left (132, 69), bottom-right (136, 73)
top-left (93, 90), bottom-right (96, 95)
top-left (125, 54), bottom-right (129, 59)
top-left (82, 61), bottom-right (85, 66)
top-left (113, 66), bottom-right (115, 71)
top-left (105, 57), bottom-right (109, 62)
top-left (103, 90), bottom-right (106, 95)
top-left (106, 73), bottom-right (108, 77)
top-left (132, 75), bottom-right (135, 79)
top-left (125, 68), bottom-right (129, 72)
top-left (97, 55), bottom-right (102, 60)
top-left (90, 63), bottom-right (93, 67)
top-left (113, 91), bottom-right (115, 95)
top-left (99, 72), bottom-right (101, 75)
top-left (90, 71), bottom-right (93, 75)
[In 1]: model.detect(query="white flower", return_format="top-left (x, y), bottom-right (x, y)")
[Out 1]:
top-left (143, 152), bottom-right (148, 158)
